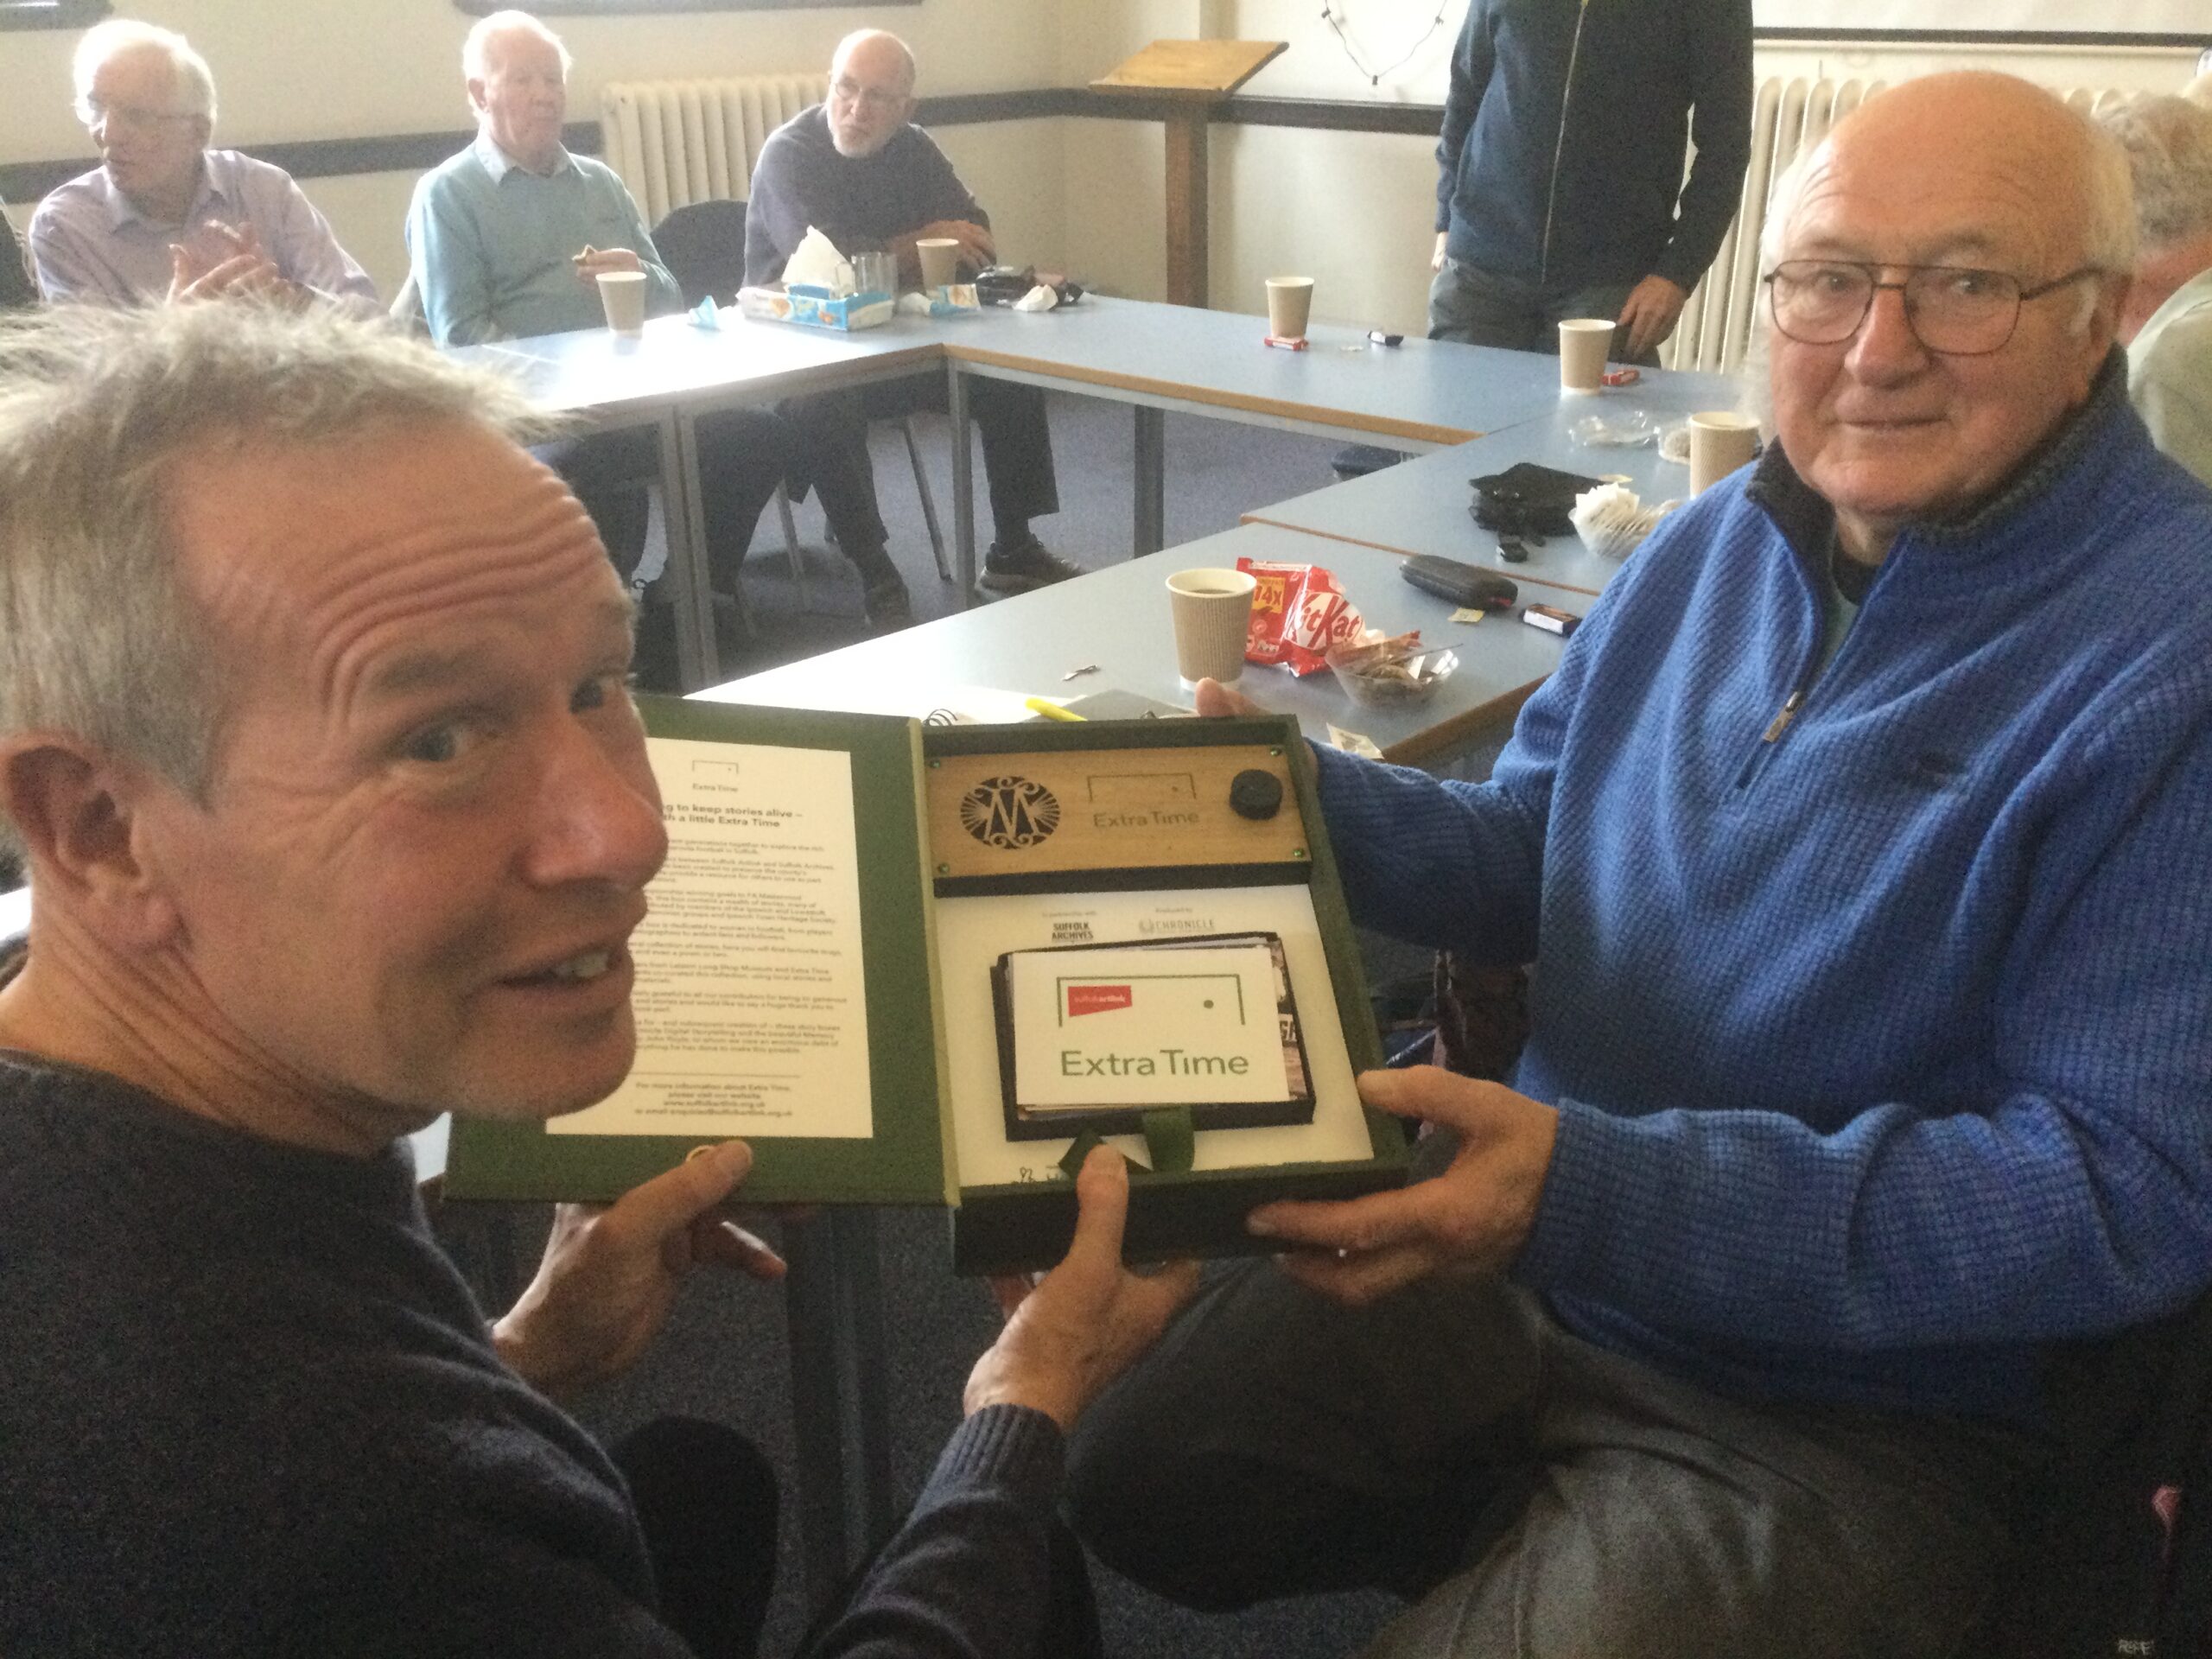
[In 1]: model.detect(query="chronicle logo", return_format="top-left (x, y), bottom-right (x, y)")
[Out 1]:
top-left (958, 775), bottom-right (1061, 849)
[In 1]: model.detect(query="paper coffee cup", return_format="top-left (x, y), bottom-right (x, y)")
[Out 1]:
top-left (1557, 318), bottom-right (1614, 392)
top-left (916, 238), bottom-right (961, 290)
top-left (596, 270), bottom-right (647, 336)
top-left (1266, 276), bottom-right (1315, 342)
top-left (1166, 567), bottom-right (1258, 686)
top-left (1688, 410), bottom-right (1762, 495)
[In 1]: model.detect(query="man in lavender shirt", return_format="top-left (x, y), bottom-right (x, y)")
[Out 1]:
top-left (29, 20), bottom-right (376, 313)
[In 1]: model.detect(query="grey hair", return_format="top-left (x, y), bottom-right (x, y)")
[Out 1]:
top-left (830, 29), bottom-right (917, 95)
top-left (73, 19), bottom-right (218, 126)
top-left (0, 304), bottom-right (546, 856)
top-left (1762, 86), bottom-right (2135, 339)
top-left (464, 10), bottom-right (573, 83)
top-left (2100, 94), bottom-right (2212, 254)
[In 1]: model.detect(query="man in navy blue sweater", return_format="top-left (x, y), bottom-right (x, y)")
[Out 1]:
top-left (1071, 73), bottom-right (2212, 1656)
top-left (1428, 0), bottom-right (1751, 362)
top-left (0, 301), bottom-right (1195, 1656)
top-left (747, 30), bottom-right (1077, 613)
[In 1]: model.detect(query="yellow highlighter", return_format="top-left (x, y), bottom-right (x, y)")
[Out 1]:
top-left (1025, 696), bottom-right (1085, 722)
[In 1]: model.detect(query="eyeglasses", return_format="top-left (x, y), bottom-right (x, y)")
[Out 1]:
top-left (830, 76), bottom-right (905, 113)
top-left (1764, 259), bottom-right (2104, 356)
top-left (78, 99), bottom-right (197, 136)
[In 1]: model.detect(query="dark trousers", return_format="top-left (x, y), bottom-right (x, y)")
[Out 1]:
top-left (534, 406), bottom-right (793, 588)
top-left (1066, 1265), bottom-right (2033, 1657)
top-left (782, 372), bottom-right (1058, 563)
top-left (1426, 257), bottom-right (1656, 365)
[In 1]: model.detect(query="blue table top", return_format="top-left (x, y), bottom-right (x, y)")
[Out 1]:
top-left (944, 295), bottom-right (1568, 447)
top-left (1245, 363), bottom-right (1756, 597)
top-left (705, 519), bottom-right (1568, 767)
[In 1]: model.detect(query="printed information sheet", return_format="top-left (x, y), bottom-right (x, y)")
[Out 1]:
top-left (551, 736), bottom-right (874, 1139)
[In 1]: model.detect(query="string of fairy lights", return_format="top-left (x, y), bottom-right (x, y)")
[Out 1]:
top-left (1316, 0), bottom-right (1455, 87)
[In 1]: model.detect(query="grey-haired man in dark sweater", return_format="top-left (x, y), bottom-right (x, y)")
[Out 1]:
top-left (0, 300), bottom-right (1194, 1657)
top-left (747, 30), bottom-right (1078, 613)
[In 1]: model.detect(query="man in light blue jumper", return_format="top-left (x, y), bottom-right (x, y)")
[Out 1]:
top-left (408, 10), bottom-right (787, 605)
top-left (1071, 73), bottom-right (2212, 1657)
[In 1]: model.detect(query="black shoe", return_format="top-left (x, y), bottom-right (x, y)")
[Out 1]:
top-left (863, 572), bottom-right (912, 630)
top-left (976, 535), bottom-right (1084, 597)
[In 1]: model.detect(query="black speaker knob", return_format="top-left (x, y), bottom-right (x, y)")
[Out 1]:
top-left (1229, 769), bottom-right (1283, 821)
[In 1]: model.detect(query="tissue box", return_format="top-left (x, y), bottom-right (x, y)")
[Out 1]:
top-left (909, 283), bottom-right (982, 317)
top-left (736, 282), bottom-right (895, 332)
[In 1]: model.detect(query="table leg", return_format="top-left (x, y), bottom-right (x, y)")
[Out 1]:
top-left (782, 1208), bottom-right (897, 1611)
top-left (839, 1209), bottom-right (898, 1546)
top-left (947, 360), bottom-right (976, 607)
top-left (1134, 404), bottom-right (1166, 556)
top-left (660, 411), bottom-right (728, 690)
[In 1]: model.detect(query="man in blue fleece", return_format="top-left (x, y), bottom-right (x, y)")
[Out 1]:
top-left (1071, 72), bottom-right (2212, 1656)
top-left (1427, 0), bottom-right (1751, 361)
top-left (0, 300), bottom-right (1194, 1657)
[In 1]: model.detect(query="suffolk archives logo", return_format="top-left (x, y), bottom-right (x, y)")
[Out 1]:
top-left (958, 774), bottom-right (1061, 849)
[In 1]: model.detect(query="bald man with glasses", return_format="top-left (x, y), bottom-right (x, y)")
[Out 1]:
top-left (1068, 73), bottom-right (2212, 1656)
top-left (746, 29), bottom-right (1077, 614)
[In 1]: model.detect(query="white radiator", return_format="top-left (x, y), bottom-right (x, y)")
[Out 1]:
top-left (601, 74), bottom-right (828, 225)
top-left (1665, 75), bottom-right (1885, 376)
top-left (1665, 73), bottom-right (2144, 377)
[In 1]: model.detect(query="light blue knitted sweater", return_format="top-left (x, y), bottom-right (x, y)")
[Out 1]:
top-left (1316, 360), bottom-right (2212, 1423)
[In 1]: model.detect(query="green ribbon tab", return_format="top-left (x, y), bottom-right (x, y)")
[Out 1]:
top-left (1141, 1108), bottom-right (1196, 1175)
top-left (1057, 1130), bottom-right (1110, 1179)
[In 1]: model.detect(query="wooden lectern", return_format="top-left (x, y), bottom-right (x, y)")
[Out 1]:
top-left (1090, 39), bottom-right (1287, 309)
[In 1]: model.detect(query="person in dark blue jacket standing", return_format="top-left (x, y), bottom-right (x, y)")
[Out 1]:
top-left (1428, 0), bottom-right (1752, 361)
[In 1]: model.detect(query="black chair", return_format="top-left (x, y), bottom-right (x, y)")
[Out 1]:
top-left (1960, 1281), bottom-right (2212, 1657)
top-left (1329, 442), bottom-right (1407, 482)
top-left (645, 200), bottom-right (823, 607)
top-left (3, 207), bottom-right (39, 310)
top-left (652, 199), bottom-right (951, 585)
top-left (652, 198), bottom-right (752, 309)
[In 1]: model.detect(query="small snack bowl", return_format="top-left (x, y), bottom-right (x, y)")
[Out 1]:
top-left (1325, 630), bottom-right (1459, 708)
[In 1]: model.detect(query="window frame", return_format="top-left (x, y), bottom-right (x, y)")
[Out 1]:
top-left (0, 0), bottom-right (112, 32)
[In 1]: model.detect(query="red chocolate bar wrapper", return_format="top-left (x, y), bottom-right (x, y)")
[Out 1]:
top-left (1237, 557), bottom-right (1366, 676)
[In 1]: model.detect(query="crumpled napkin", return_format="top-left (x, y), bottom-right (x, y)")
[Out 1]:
top-left (1010, 283), bottom-right (1060, 313)
top-left (1570, 481), bottom-right (1678, 561)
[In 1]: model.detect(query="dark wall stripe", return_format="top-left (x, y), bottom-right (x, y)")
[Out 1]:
top-left (1211, 96), bottom-right (1441, 137)
top-left (3, 120), bottom-right (603, 206)
top-left (9, 37), bottom-right (2205, 207)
